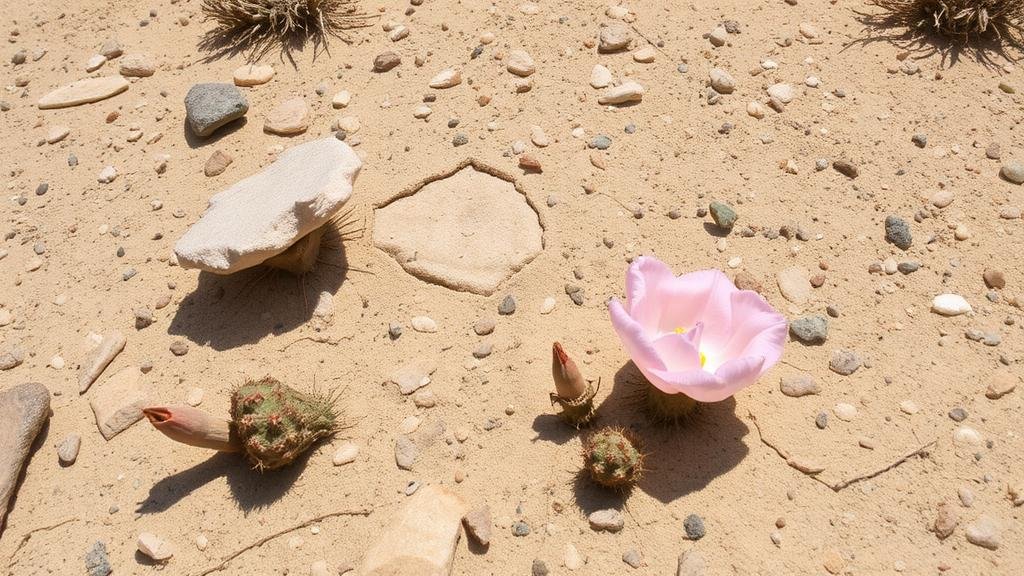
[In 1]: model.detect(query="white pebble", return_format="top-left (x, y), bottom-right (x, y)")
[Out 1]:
top-left (332, 443), bottom-right (359, 466)
top-left (411, 316), bottom-right (437, 333)
top-left (932, 294), bottom-right (972, 316)
top-left (540, 297), bottom-right (556, 314)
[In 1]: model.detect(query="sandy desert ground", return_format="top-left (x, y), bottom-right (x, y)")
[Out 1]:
top-left (1, 0), bottom-right (1023, 574)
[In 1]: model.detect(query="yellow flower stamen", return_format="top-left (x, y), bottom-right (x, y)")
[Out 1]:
top-left (675, 327), bottom-right (707, 367)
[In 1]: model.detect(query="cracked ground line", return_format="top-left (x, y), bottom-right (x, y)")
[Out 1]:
top-left (747, 411), bottom-right (937, 492)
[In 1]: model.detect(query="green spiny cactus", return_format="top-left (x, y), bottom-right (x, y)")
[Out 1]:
top-left (230, 377), bottom-right (339, 470)
top-left (582, 427), bottom-right (645, 489)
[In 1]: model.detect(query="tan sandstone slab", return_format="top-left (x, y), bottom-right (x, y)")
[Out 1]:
top-left (233, 64), bottom-right (275, 87)
top-left (360, 485), bottom-right (467, 576)
top-left (174, 138), bottom-right (361, 274)
top-left (0, 382), bottom-right (50, 534)
top-left (90, 366), bottom-right (149, 440)
top-left (264, 97), bottom-right (309, 135)
top-left (374, 161), bottom-right (543, 295)
top-left (37, 76), bottom-right (129, 109)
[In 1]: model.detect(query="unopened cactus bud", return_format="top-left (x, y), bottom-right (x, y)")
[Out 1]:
top-left (549, 342), bottom-right (597, 427)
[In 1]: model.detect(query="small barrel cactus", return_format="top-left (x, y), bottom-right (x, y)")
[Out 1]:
top-left (550, 342), bottom-right (598, 427)
top-left (582, 427), bottom-right (644, 489)
top-left (230, 377), bottom-right (339, 470)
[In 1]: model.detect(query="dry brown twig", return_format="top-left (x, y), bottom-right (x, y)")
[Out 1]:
top-left (194, 507), bottom-right (372, 576)
top-left (867, 0), bottom-right (1024, 42)
top-left (200, 0), bottom-right (375, 62)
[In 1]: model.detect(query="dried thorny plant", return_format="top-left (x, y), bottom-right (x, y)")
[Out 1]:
top-left (857, 1), bottom-right (1024, 65)
top-left (200, 0), bottom-right (375, 63)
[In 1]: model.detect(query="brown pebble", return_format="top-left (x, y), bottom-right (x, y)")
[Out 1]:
top-left (810, 274), bottom-right (826, 287)
top-left (106, 111), bottom-right (120, 123)
top-left (833, 159), bottom-right (859, 178)
top-left (373, 52), bottom-right (401, 72)
top-left (519, 154), bottom-right (542, 172)
top-left (819, 259), bottom-right (829, 270)
top-left (983, 268), bottom-right (1006, 289)
top-left (734, 271), bottom-right (763, 293)
top-left (477, 94), bottom-right (491, 106)
top-left (775, 517), bottom-right (786, 529)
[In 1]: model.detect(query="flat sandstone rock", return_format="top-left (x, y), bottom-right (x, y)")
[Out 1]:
top-left (374, 162), bottom-right (543, 295)
top-left (360, 485), bottom-right (467, 576)
top-left (90, 366), bottom-right (149, 440)
top-left (174, 138), bottom-right (362, 274)
top-left (0, 382), bottom-right (51, 533)
top-left (37, 76), bottom-right (129, 109)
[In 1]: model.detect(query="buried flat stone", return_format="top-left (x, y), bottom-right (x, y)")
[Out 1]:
top-left (374, 160), bottom-right (543, 296)
top-left (360, 485), bottom-right (467, 576)
top-left (175, 138), bottom-right (361, 274)
top-left (37, 76), bottom-right (129, 109)
top-left (0, 382), bottom-right (51, 533)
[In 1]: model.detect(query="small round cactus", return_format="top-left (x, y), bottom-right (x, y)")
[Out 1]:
top-left (582, 427), bottom-right (645, 489)
top-left (230, 377), bottom-right (339, 470)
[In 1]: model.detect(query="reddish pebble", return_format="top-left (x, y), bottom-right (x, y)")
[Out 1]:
top-left (519, 154), bottom-right (542, 172)
top-left (810, 274), bottom-right (826, 287)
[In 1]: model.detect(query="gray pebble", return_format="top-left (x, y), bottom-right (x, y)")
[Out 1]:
top-left (497, 295), bottom-right (516, 315)
top-left (815, 411), bottom-right (828, 429)
top-left (897, 261), bottom-right (920, 274)
top-left (815, 158), bottom-right (829, 171)
top-left (68, 154), bottom-right (78, 167)
top-left (122, 268), bottom-right (137, 281)
top-left (169, 340), bottom-right (189, 356)
top-left (57, 433), bottom-right (81, 465)
top-left (35, 182), bottom-right (48, 196)
top-left (830, 348), bottom-right (862, 375)
top-left (452, 133), bottom-right (468, 147)
top-left (789, 315), bottom-right (828, 344)
top-left (589, 135), bottom-right (612, 150)
top-left (184, 83), bottom-right (249, 138)
top-left (134, 307), bottom-right (154, 329)
top-left (512, 520), bottom-right (530, 536)
top-left (622, 549), bottom-right (643, 568)
top-left (885, 215), bottom-right (912, 249)
top-left (911, 133), bottom-right (928, 148)
top-left (532, 559), bottom-right (550, 576)
top-left (33, 242), bottom-right (45, 255)
top-left (388, 322), bottom-right (402, 339)
top-left (948, 407), bottom-right (968, 422)
top-left (709, 201), bottom-right (737, 230)
top-left (683, 514), bottom-right (706, 540)
top-left (85, 541), bottom-right (112, 576)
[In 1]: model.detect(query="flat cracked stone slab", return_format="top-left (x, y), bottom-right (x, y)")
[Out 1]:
top-left (373, 160), bottom-right (543, 295)
top-left (174, 138), bottom-right (362, 274)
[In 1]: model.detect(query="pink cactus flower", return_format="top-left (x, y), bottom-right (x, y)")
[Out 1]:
top-left (609, 256), bottom-right (787, 403)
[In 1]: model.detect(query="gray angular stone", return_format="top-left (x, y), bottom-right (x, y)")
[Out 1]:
top-left (677, 549), bottom-right (706, 576)
top-left (184, 83), bottom-right (248, 138)
top-left (85, 541), bottom-right (112, 576)
top-left (885, 215), bottom-right (912, 249)
top-left (1001, 160), bottom-right (1024, 184)
top-left (829, 349), bottom-right (862, 376)
top-left (790, 315), bottom-right (828, 344)
top-left (1, 382), bottom-right (51, 532)
top-left (588, 509), bottom-right (624, 532)
top-left (462, 504), bottom-right (492, 546)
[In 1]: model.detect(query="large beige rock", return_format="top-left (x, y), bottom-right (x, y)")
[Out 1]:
top-left (174, 138), bottom-right (362, 274)
top-left (374, 160), bottom-right (543, 295)
top-left (360, 485), bottom-right (467, 576)
top-left (90, 366), bottom-right (149, 440)
top-left (0, 382), bottom-right (50, 535)
top-left (37, 76), bottom-right (129, 109)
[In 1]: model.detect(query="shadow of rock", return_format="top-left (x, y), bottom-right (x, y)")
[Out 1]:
top-left (701, 222), bottom-right (730, 238)
top-left (183, 116), bottom-right (247, 150)
top-left (1, 417), bottom-right (51, 537)
top-left (578, 362), bottom-right (750, 504)
top-left (167, 238), bottom-right (349, 351)
top-left (135, 448), bottom-right (312, 515)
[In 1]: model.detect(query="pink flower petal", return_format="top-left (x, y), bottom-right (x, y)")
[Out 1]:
top-left (609, 297), bottom-right (666, 372)
top-left (654, 269), bottom-right (737, 345)
top-left (709, 356), bottom-right (767, 400)
top-left (644, 365), bottom-right (726, 400)
top-left (651, 322), bottom-right (704, 372)
top-left (716, 291), bottom-right (788, 375)
top-left (624, 256), bottom-right (675, 333)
